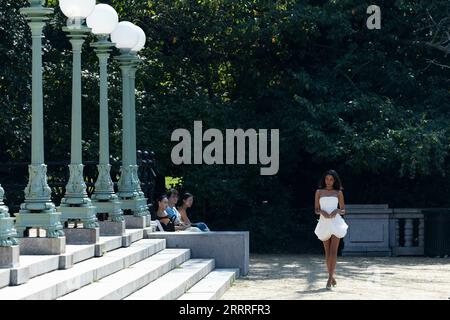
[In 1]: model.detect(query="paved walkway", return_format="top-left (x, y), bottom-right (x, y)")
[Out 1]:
top-left (222, 254), bottom-right (450, 300)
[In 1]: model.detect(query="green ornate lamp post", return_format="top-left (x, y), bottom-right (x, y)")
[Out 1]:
top-left (57, 0), bottom-right (99, 242)
top-left (129, 25), bottom-right (147, 201)
top-left (112, 22), bottom-right (150, 228)
top-left (14, 0), bottom-right (65, 255)
top-left (87, 4), bottom-right (125, 235)
top-left (0, 184), bottom-right (19, 268)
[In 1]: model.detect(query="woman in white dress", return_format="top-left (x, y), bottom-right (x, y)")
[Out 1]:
top-left (314, 170), bottom-right (348, 290)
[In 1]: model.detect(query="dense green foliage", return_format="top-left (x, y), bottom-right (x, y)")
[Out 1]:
top-left (1, 0), bottom-right (449, 252)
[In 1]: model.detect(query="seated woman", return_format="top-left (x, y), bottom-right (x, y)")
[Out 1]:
top-left (155, 194), bottom-right (176, 232)
top-left (177, 193), bottom-right (210, 232)
top-left (158, 192), bottom-right (201, 232)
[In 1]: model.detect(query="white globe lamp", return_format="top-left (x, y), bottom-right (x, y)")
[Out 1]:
top-left (131, 25), bottom-right (146, 53)
top-left (60, 0), bottom-right (96, 18)
top-left (111, 21), bottom-right (140, 51)
top-left (60, 0), bottom-right (96, 28)
top-left (86, 4), bottom-right (119, 36)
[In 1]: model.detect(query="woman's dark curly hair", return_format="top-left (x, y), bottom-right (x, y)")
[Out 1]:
top-left (317, 169), bottom-right (343, 191)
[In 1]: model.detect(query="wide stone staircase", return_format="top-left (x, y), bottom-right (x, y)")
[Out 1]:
top-left (0, 228), bottom-right (239, 300)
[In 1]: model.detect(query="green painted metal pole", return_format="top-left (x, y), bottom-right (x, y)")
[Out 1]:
top-left (98, 52), bottom-right (109, 165)
top-left (129, 66), bottom-right (137, 165)
top-left (61, 26), bottom-right (91, 201)
top-left (19, 0), bottom-right (56, 210)
top-left (91, 38), bottom-right (116, 200)
top-left (14, 1), bottom-right (64, 240)
top-left (121, 64), bottom-right (132, 167)
top-left (116, 52), bottom-right (148, 216)
top-left (70, 38), bottom-right (84, 165)
top-left (58, 25), bottom-right (98, 228)
top-left (128, 58), bottom-right (144, 196)
top-left (117, 51), bottom-right (136, 198)
top-left (30, 22), bottom-right (45, 165)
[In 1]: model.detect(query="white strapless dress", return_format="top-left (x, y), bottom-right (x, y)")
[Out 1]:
top-left (314, 196), bottom-right (348, 241)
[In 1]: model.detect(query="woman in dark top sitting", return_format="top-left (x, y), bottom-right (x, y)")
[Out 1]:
top-left (155, 195), bottom-right (176, 231)
top-left (155, 194), bottom-right (188, 232)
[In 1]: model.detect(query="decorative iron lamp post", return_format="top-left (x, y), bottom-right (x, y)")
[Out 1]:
top-left (112, 22), bottom-right (150, 228)
top-left (87, 4), bottom-right (125, 235)
top-left (129, 25), bottom-right (147, 200)
top-left (14, 0), bottom-right (65, 255)
top-left (0, 184), bottom-right (18, 267)
top-left (57, 0), bottom-right (99, 243)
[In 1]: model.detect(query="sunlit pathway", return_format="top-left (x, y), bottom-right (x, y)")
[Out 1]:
top-left (221, 254), bottom-right (450, 300)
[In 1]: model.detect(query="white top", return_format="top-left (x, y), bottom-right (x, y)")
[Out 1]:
top-left (319, 196), bottom-right (338, 214)
top-left (315, 195), bottom-right (348, 241)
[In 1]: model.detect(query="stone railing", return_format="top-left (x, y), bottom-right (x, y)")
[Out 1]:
top-left (390, 208), bottom-right (424, 256)
top-left (342, 204), bottom-right (424, 256)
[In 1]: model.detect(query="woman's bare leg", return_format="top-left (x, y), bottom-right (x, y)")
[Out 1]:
top-left (322, 239), bottom-right (331, 284)
top-left (329, 235), bottom-right (340, 284)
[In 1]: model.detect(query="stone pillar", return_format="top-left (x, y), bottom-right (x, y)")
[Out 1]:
top-left (14, 1), bottom-right (65, 254)
top-left (395, 218), bottom-right (400, 247)
top-left (57, 22), bottom-right (98, 243)
top-left (404, 218), bottom-right (414, 247)
top-left (418, 218), bottom-right (425, 248)
top-left (90, 37), bottom-right (124, 236)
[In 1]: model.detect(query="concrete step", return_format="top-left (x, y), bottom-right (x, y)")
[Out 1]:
top-left (0, 239), bottom-right (166, 300)
top-left (59, 248), bottom-right (191, 300)
top-left (5, 229), bottom-right (145, 286)
top-left (0, 269), bottom-right (9, 289)
top-left (125, 258), bottom-right (215, 300)
top-left (177, 269), bottom-right (239, 300)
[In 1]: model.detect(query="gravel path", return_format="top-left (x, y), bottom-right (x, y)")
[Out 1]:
top-left (221, 254), bottom-right (450, 300)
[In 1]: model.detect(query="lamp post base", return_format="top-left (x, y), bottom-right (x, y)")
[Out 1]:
top-left (57, 204), bottom-right (99, 230)
top-left (0, 203), bottom-right (18, 247)
top-left (92, 197), bottom-right (124, 223)
top-left (119, 197), bottom-right (150, 220)
top-left (15, 212), bottom-right (64, 238)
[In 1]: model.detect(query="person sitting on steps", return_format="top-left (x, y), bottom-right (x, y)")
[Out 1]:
top-left (155, 194), bottom-right (190, 232)
top-left (177, 192), bottom-right (210, 232)
top-left (165, 189), bottom-right (201, 232)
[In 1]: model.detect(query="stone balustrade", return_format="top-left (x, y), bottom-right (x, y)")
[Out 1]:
top-left (342, 204), bottom-right (425, 256)
top-left (390, 208), bottom-right (424, 256)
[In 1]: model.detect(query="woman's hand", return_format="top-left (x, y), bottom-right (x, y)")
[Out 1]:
top-left (320, 211), bottom-right (331, 219)
top-left (329, 209), bottom-right (341, 218)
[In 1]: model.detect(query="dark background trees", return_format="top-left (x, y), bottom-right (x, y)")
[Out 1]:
top-left (1, 0), bottom-right (449, 253)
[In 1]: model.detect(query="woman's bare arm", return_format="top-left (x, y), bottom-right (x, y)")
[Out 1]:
top-left (338, 190), bottom-right (345, 215)
top-left (315, 190), bottom-right (329, 218)
top-left (178, 208), bottom-right (192, 226)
